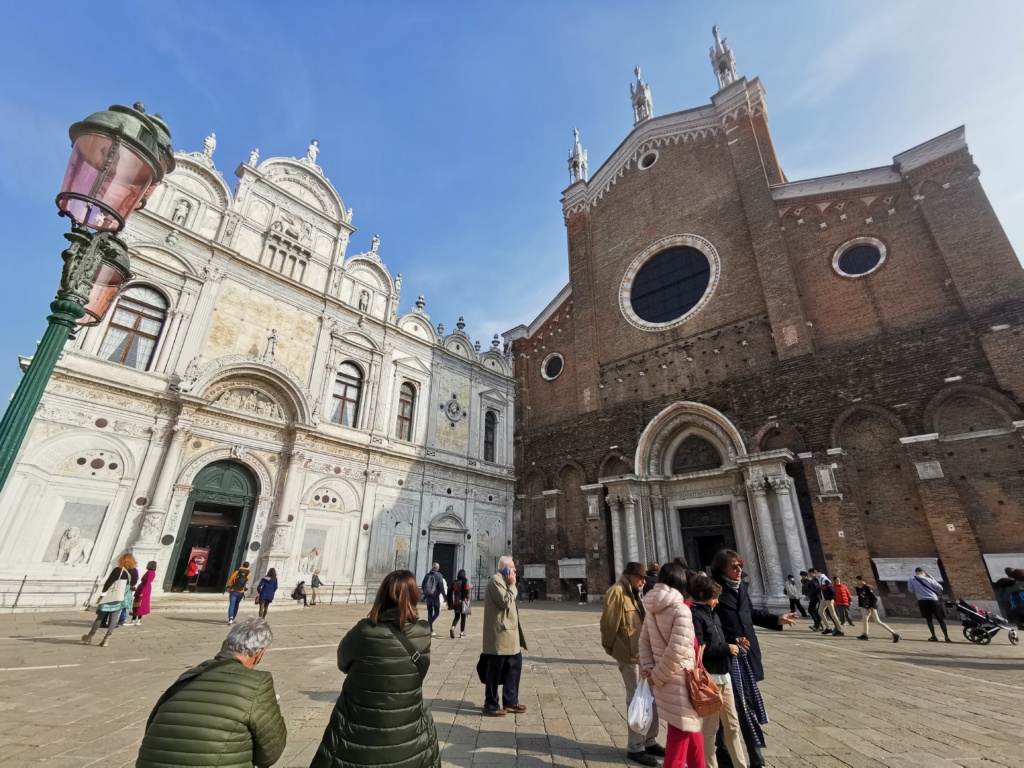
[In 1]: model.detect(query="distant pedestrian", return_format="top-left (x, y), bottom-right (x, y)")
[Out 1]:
top-left (833, 578), bottom-right (855, 626)
top-left (184, 557), bottom-right (199, 592)
top-left (136, 617), bottom-right (286, 768)
top-left (83, 553), bottom-right (138, 647)
top-left (421, 563), bottom-right (445, 637)
top-left (854, 576), bottom-right (900, 642)
top-left (310, 570), bottom-right (438, 767)
top-left (690, 573), bottom-right (747, 768)
top-left (580, 583), bottom-right (588, 605)
top-left (129, 561), bottom-right (157, 626)
top-left (448, 568), bottom-right (471, 639)
top-left (481, 556), bottom-right (528, 717)
top-left (293, 581), bottom-right (309, 607)
top-left (310, 570), bottom-right (323, 606)
top-left (118, 561), bottom-right (140, 627)
top-left (640, 561), bottom-right (703, 768)
top-left (644, 562), bottom-right (660, 596)
top-left (908, 567), bottom-right (951, 642)
top-left (802, 571), bottom-right (821, 631)
top-left (225, 561), bottom-right (252, 625)
top-left (526, 582), bottom-right (535, 603)
top-left (256, 568), bottom-right (278, 619)
top-left (784, 575), bottom-right (807, 618)
top-left (812, 569), bottom-right (843, 636)
top-left (601, 561), bottom-right (663, 766)
top-left (994, 567), bottom-right (1024, 629)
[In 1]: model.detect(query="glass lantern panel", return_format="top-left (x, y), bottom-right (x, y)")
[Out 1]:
top-left (78, 261), bottom-right (127, 326)
top-left (58, 133), bottom-right (155, 231)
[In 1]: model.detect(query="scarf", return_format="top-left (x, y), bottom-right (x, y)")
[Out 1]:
top-left (723, 576), bottom-right (741, 589)
top-left (730, 650), bottom-right (768, 748)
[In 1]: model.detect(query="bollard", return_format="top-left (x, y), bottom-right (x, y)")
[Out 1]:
top-left (330, 583), bottom-right (335, 606)
top-left (11, 574), bottom-right (28, 610)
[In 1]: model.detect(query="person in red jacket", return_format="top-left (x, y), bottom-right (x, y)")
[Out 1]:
top-left (834, 578), bottom-right (855, 627)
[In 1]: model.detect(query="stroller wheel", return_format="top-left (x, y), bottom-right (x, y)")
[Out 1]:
top-left (962, 627), bottom-right (973, 641)
top-left (1010, 629), bottom-right (1019, 646)
top-left (968, 627), bottom-right (992, 645)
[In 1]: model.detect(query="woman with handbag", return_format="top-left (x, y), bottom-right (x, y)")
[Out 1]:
top-left (256, 568), bottom-right (278, 619)
top-left (690, 573), bottom-right (747, 768)
top-left (129, 561), bottom-right (157, 626)
top-left (640, 561), bottom-right (704, 768)
top-left (448, 568), bottom-right (471, 639)
top-left (310, 569), bottom-right (439, 768)
top-left (82, 553), bottom-right (138, 647)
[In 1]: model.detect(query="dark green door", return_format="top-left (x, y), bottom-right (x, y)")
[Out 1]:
top-left (165, 461), bottom-right (258, 592)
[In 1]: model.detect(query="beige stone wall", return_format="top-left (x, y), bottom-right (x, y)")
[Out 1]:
top-left (203, 280), bottom-right (318, 380)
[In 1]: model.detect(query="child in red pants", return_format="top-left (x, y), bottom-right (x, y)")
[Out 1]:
top-left (665, 725), bottom-right (705, 768)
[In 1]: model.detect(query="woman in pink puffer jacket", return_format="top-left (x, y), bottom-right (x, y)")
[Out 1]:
top-left (640, 562), bottom-right (704, 768)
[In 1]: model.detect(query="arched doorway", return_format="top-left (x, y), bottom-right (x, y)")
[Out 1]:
top-left (165, 461), bottom-right (258, 592)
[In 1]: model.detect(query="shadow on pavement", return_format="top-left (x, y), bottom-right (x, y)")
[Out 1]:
top-left (300, 689), bottom-right (339, 703)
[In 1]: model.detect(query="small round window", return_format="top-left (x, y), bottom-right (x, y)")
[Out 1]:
top-left (541, 353), bottom-right (564, 380)
top-left (638, 150), bottom-right (659, 170)
top-left (833, 237), bottom-right (886, 277)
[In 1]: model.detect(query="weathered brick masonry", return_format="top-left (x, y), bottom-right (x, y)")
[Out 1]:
top-left (506, 39), bottom-right (1024, 613)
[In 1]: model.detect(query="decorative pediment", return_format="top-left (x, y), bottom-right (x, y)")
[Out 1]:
top-left (430, 512), bottom-right (465, 531)
top-left (208, 385), bottom-right (286, 422)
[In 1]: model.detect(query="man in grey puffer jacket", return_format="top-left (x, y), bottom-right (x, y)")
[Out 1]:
top-left (136, 617), bottom-right (287, 767)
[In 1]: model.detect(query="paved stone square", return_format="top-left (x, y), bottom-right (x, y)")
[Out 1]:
top-left (0, 601), bottom-right (1021, 767)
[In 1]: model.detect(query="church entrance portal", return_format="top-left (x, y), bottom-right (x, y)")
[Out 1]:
top-left (166, 461), bottom-right (258, 592)
top-left (432, 542), bottom-right (458, 586)
top-left (678, 504), bottom-right (735, 575)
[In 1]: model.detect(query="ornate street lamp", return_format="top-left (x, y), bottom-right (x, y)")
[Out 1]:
top-left (0, 103), bottom-right (174, 490)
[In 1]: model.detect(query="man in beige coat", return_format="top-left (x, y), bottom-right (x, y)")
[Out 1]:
top-left (601, 561), bottom-right (664, 766)
top-left (481, 555), bottom-right (527, 716)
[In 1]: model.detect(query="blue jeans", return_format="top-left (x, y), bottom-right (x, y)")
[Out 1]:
top-left (228, 591), bottom-right (244, 620)
top-left (425, 597), bottom-right (440, 627)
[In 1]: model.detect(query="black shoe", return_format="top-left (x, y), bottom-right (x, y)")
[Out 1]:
top-left (928, 636), bottom-right (938, 642)
top-left (893, 633), bottom-right (901, 643)
top-left (857, 634), bottom-right (869, 640)
top-left (645, 744), bottom-right (666, 757)
top-left (450, 627), bottom-right (455, 639)
top-left (821, 629), bottom-right (833, 635)
top-left (832, 630), bottom-right (845, 637)
top-left (944, 637), bottom-right (953, 643)
top-left (627, 751), bottom-right (659, 767)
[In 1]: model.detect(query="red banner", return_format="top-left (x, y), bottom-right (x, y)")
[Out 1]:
top-left (189, 547), bottom-right (210, 573)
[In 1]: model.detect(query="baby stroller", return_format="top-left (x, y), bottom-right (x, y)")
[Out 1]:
top-left (953, 599), bottom-right (1019, 645)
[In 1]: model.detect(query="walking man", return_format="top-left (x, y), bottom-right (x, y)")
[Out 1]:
top-left (855, 576), bottom-right (900, 642)
top-left (834, 578), bottom-right (855, 626)
top-left (481, 555), bottom-right (527, 716)
top-left (802, 570), bottom-right (821, 630)
top-left (600, 562), bottom-right (663, 766)
top-left (813, 569), bottom-right (844, 636)
top-left (785, 574), bottom-right (807, 618)
top-left (421, 563), bottom-right (445, 637)
top-left (225, 561), bottom-right (251, 625)
top-left (908, 567), bottom-right (951, 642)
top-left (310, 569), bottom-right (322, 606)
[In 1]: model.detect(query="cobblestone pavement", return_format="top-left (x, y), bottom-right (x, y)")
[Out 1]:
top-left (0, 601), bottom-right (1021, 767)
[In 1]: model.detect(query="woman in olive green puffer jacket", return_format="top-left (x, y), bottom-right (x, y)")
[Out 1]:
top-left (311, 570), bottom-right (439, 768)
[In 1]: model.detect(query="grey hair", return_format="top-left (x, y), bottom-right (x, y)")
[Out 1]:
top-left (497, 555), bottom-right (515, 571)
top-left (223, 616), bottom-right (273, 657)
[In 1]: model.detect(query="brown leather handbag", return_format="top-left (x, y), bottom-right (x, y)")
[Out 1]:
top-left (686, 645), bottom-right (723, 717)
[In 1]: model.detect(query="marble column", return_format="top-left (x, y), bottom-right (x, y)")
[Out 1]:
top-left (153, 309), bottom-right (186, 373)
top-left (352, 470), bottom-right (381, 588)
top-left (175, 267), bottom-right (225, 368)
top-left (265, 450), bottom-right (308, 571)
top-left (651, 491), bottom-right (669, 564)
top-left (623, 495), bottom-right (640, 563)
top-left (667, 502), bottom-right (684, 561)
top-left (747, 480), bottom-right (784, 596)
top-left (789, 476), bottom-right (814, 567)
top-left (771, 475), bottom-right (808, 575)
top-left (731, 492), bottom-right (765, 597)
top-left (609, 498), bottom-right (624, 578)
top-left (137, 422), bottom-right (188, 545)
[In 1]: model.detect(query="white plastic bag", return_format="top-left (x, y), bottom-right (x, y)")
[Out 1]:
top-left (627, 678), bottom-right (654, 734)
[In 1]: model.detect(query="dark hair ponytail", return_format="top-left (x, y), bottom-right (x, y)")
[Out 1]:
top-left (658, 561), bottom-right (692, 598)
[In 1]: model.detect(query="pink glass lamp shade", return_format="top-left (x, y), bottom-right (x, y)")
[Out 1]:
top-left (78, 244), bottom-right (132, 327)
top-left (56, 103), bottom-right (175, 232)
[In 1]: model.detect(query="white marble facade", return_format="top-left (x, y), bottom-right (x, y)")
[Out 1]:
top-left (0, 141), bottom-right (515, 606)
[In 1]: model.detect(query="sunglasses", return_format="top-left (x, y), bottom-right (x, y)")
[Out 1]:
top-left (728, 563), bottom-right (743, 571)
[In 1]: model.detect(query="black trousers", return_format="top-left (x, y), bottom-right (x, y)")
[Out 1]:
top-left (918, 599), bottom-right (948, 637)
top-left (808, 599), bottom-right (821, 626)
top-left (789, 597), bottom-right (807, 617)
top-left (484, 652), bottom-right (522, 711)
top-left (450, 611), bottom-right (467, 632)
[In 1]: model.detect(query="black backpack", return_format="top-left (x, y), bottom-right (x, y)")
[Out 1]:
top-left (229, 569), bottom-right (249, 591)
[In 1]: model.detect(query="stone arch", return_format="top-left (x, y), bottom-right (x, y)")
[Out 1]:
top-left (130, 244), bottom-right (201, 277)
top-left (556, 459), bottom-right (589, 487)
top-left (176, 447), bottom-right (274, 498)
top-left (183, 356), bottom-right (314, 425)
top-left (443, 335), bottom-right (476, 360)
top-left (429, 510), bottom-right (467, 530)
top-left (336, 330), bottom-right (381, 355)
top-left (522, 470), bottom-right (546, 496)
top-left (924, 384), bottom-right (1021, 435)
top-left (669, 434), bottom-right (724, 475)
top-left (167, 156), bottom-right (233, 208)
top-left (830, 404), bottom-right (908, 449)
top-left (599, 451), bottom-right (632, 479)
top-left (480, 350), bottom-right (509, 374)
top-left (635, 401), bottom-right (746, 479)
top-left (260, 158), bottom-right (344, 218)
top-left (754, 421), bottom-right (807, 453)
top-left (26, 429), bottom-right (138, 479)
top-left (345, 257), bottom-right (394, 291)
top-left (301, 475), bottom-right (361, 512)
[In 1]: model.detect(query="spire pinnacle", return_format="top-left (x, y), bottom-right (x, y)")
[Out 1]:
top-left (568, 127), bottom-right (588, 184)
top-left (629, 66), bottom-right (653, 126)
top-left (709, 26), bottom-right (739, 91)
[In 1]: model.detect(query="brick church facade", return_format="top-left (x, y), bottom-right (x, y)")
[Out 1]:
top-left (505, 30), bottom-right (1024, 614)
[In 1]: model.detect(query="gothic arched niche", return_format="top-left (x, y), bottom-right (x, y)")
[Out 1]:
top-left (934, 395), bottom-right (1012, 435)
top-left (760, 425), bottom-right (806, 454)
top-left (671, 435), bottom-right (723, 474)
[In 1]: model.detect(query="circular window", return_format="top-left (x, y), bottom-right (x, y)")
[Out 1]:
top-left (833, 237), bottom-right (886, 277)
top-left (638, 150), bottom-right (659, 170)
top-left (620, 235), bottom-right (720, 331)
top-left (541, 353), bottom-right (564, 380)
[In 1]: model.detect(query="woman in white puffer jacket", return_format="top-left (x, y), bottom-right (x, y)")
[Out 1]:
top-left (640, 561), bottom-right (704, 768)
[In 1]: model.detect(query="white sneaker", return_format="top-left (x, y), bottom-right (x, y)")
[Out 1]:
top-left (430, 631), bottom-right (438, 637)
top-left (460, 633), bottom-right (467, 639)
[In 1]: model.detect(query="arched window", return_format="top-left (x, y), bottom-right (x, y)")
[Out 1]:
top-left (483, 410), bottom-right (497, 463)
top-left (671, 435), bottom-right (723, 474)
top-left (331, 362), bottom-right (363, 428)
top-left (396, 382), bottom-right (415, 441)
top-left (97, 286), bottom-right (168, 370)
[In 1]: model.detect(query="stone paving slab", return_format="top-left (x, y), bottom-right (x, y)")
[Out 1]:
top-left (0, 601), bottom-right (1021, 766)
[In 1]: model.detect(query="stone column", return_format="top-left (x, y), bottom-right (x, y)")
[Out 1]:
top-left (770, 475), bottom-right (808, 575)
top-left (136, 422), bottom-right (189, 546)
top-left (731, 491), bottom-right (765, 597)
top-left (352, 470), bottom-right (381, 589)
top-left (667, 501), bottom-right (684, 560)
top-left (651, 489), bottom-right (669, 564)
top-left (747, 480), bottom-right (785, 596)
top-left (609, 497), bottom-right (624, 578)
top-left (153, 309), bottom-right (185, 373)
top-left (175, 267), bottom-right (226, 369)
top-left (623, 494), bottom-right (640, 563)
top-left (265, 449), bottom-right (308, 573)
top-left (789, 476), bottom-right (814, 567)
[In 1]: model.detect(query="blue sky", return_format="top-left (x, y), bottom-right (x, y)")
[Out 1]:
top-left (2, 1), bottom-right (1023, 405)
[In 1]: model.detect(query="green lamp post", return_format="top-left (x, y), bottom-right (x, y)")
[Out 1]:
top-left (0, 102), bottom-right (175, 490)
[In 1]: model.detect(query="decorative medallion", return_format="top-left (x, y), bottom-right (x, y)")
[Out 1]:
top-left (439, 395), bottom-right (468, 428)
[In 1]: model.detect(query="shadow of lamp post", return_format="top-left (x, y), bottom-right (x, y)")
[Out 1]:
top-left (0, 103), bottom-right (175, 490)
